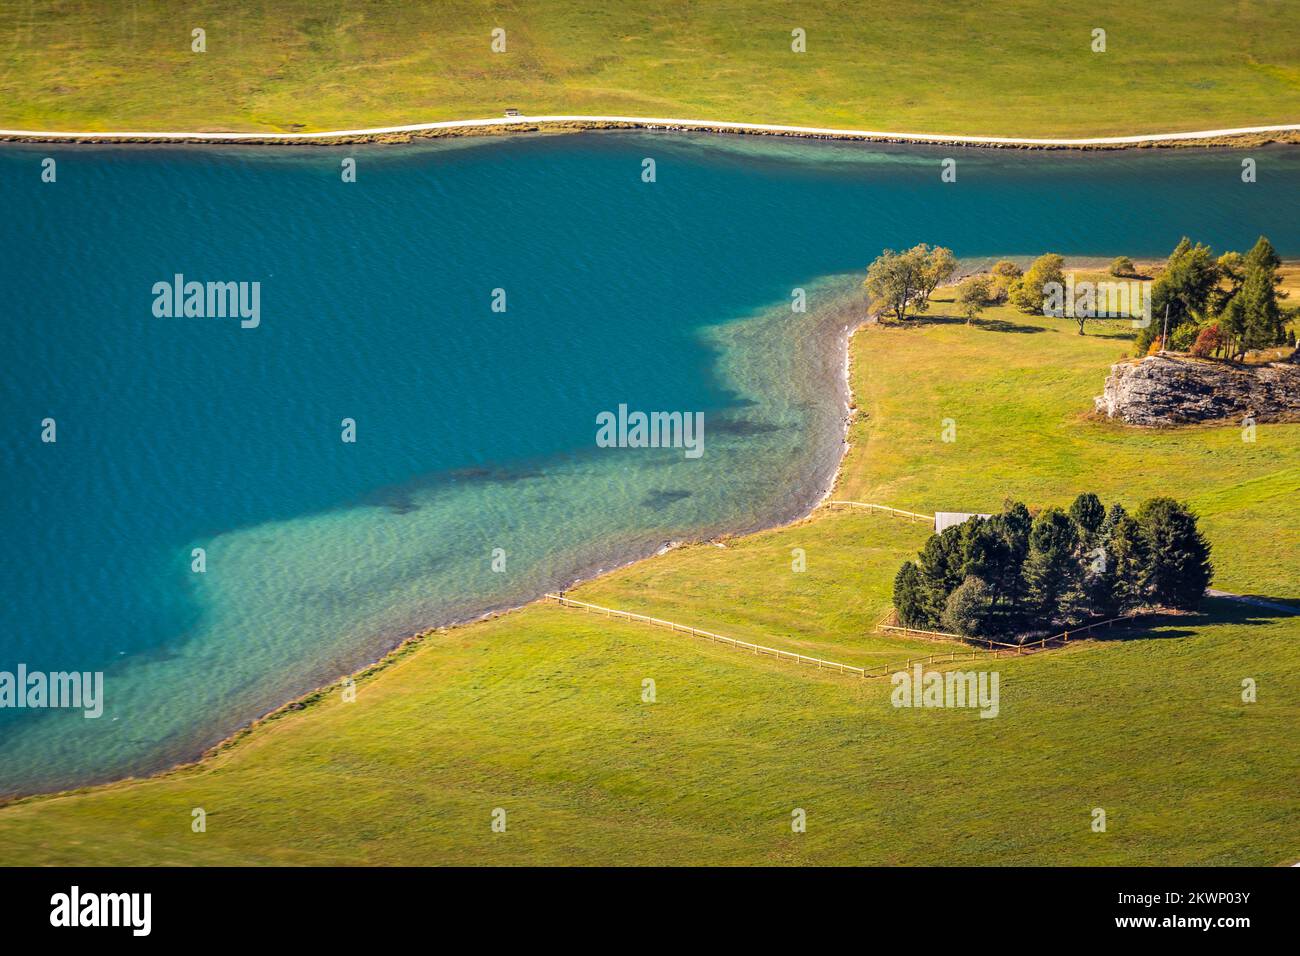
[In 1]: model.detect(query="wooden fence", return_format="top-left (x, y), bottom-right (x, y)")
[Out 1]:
top-left (877, 609), bottom-right (1153, 655)
top-left (874, 608), bottom-right (966, 643)
top-left (821, 500), bottom-right (934, 523)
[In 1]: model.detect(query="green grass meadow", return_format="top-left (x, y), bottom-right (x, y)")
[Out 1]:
top-left (0, 603), bottom-right (1293, 866)
top-left (840, 284), bottom-right (1300, 601)
top-left (1, 1), bottom-right (1298, 136)
top-left (1, 276), bottom-right (1296, 866)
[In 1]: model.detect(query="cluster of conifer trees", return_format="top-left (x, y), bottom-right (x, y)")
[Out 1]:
top-left (893, 495), bottom-right (1213, 638)
top-left (1133, 236), bottom-right (1293, 357)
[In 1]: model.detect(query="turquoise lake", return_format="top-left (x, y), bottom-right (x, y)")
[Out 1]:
top-left (2, 133), bottom-right (1299, 796)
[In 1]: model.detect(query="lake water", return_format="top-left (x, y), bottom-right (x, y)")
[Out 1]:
top-left (2, 133), bottom-right (1298, 796)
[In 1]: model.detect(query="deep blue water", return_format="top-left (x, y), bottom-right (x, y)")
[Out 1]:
top-left (2, 133), bottom-right (1298, 795)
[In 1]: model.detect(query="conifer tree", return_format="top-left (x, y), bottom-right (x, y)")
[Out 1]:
top-left (1104, 512), bottom-right (1149, 612)
top-left (1135, 498), bottom-right (1213, 609)
top-left (1022, 508), bottom-right (1081, 624)
top-left (893, 561), bottom-right (928, 628)
top-left (1221, 236), bottom-right (1286, 354)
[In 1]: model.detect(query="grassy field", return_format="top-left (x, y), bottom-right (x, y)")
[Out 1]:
top-left (1, 1), bottom-right (1298, 136)
top-left (1, 271), bottom-right (1296, 866)
top-left (0, 604), bottom-right (1294, 866)
top-left (837, 282), bottom-right (1300, 601)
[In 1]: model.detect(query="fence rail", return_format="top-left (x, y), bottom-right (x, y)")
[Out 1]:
top-left (821, 500), bottom-right (934, 523)
top-left (876, 608), bottom-right (1153, 654)
top-left (878, 623), bottom-right (965, 642)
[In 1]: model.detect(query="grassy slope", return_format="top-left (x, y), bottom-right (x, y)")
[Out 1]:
top-left (1, 2), bottom-right (1298, 136)
top-left (0, 605), bottom-right (1294, 866)
top-left (1, 275), bottom-right (1296, 866)
top-left (578, 511), bottom-right (946, 668)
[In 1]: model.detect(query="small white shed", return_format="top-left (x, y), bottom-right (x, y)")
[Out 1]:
top-left (934, 511), bottom-right (993, 534)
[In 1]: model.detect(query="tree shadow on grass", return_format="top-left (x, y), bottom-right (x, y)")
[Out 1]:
top-left (974, 317), bottom-right (1047, 334)
top-left (901, 314), bottom-right (1047, 333)
top-left (1220, 593), bottom-right (1300, 612)
top-left (1072, 321), bottom-right (1140, 340)
top-left (1088, 597), bottom-right (1296, 643)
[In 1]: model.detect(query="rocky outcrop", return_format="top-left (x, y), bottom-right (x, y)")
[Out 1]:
top-left (1094, 355), bottom-right (1300, 426)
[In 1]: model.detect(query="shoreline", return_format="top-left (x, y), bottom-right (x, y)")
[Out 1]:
top-left (3, 114), bottom-right (1300, 149)
top-left (4, 252), bottom-right (1263, 806)
top-left (0, 287), bottom-right (863, 808)
top-left (4, 252), bottom-right (1290, 811)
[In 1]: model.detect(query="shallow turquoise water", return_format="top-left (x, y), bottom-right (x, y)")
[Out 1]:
top-left (1, 133), bottom-right (1298, 795)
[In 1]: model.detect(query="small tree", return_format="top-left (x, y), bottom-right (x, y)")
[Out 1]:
top-left (1065, 493), bottom-right (1107, 619)
top-left (923, 246), bottom-right (959, 306)
top-left (1105, 513), bottom-right (1149, 612)
top-left (893, 561), bottom-right (928, 628)
top-left (1213, 250), bottom-right (1246, 315)
top-left (1139, 237), bottom-right (1221, 353)
top-left (988, 502), bottom-right (1033, 628)
top-left (864, 244), bottom-right (957, 322)
top-left (1220, 236), bottom-right (1287, 356)
top-left (942, 576), bottom-right (997, 637)
top-left (1009, 253), bottom-right (1066, 314)
top-left (1189, 324), bottom-right (1223, 358)
top-left (1022, 508), bottom-right (1081, 624)
top-left (1086, 544), bottom-right (1120, 619)
top-left (988, 260), bottom-right (1023, 303)
top-left (1109, 256), bottom-right (1136, 278)
top-left (864, 249), bottom-right (919, 323)
top-left (1135, 498), bottom-right (1213, 609)
top-left (1170, 320), bottom-right (1203, 352)
top-left (915, 525), bottom-right (968, 624)
top-left (957, 275), bottom-right (993, 325)
top-left (1068, 492), bottom-right (1106, 547)
top-left (960, 513), bottom-right (1026, 630)
top-left (1100, 501), bottom-right (1127, 538)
